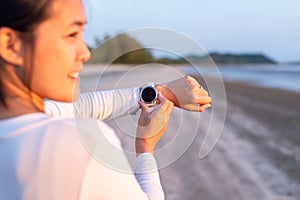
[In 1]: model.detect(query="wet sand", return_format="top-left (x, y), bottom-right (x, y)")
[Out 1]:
top-left (81, 65), bottom-right (300, 200)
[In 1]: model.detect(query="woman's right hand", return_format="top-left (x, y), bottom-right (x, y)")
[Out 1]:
top-left (135, 93), bottom-right (174, 155)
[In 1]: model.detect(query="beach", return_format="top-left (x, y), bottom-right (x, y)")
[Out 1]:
top-left (158, 80), bottom-right (300, 200)
top-left (80, 65), bottom-right (300, 200)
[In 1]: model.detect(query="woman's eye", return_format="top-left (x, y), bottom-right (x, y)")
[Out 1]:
top-left (69, 32), bottom-right (78, 38)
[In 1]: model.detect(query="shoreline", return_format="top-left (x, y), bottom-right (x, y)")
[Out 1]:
top-left (82, 64), bottom-right (300, 93)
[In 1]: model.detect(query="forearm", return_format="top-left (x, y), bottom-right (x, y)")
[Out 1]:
top-left (45, 87), bottom-right (140, 120)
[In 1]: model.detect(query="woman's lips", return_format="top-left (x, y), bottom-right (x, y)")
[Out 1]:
top-left (68, 72), bottom-right (80, 80)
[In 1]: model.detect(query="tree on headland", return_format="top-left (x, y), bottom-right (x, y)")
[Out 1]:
top-left (90, 33), bottom-right (154, 64)
top-left (177, 52), bottom-right (277, 65)
top-left (208, 52), bottom-right (276, 64)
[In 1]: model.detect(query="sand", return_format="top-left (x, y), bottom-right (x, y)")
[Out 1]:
top-left (157, 80), bottom-right (300, 200)
top-left (80, 65), bottom-right (300, 200)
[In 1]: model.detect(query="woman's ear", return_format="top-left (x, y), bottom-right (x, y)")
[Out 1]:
top-left (0, 27), bottom-right (25, 66)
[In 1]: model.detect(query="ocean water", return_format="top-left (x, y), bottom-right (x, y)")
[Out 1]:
top-left (180, 64), bottom-right (300, 92)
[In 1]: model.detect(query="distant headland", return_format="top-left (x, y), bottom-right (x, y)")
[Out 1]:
top-left (89, 33), bottom-right (291, 65)
top-left (169, 52), bottom-right (277, 65)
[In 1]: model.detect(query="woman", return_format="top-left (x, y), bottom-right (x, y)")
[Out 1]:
top-left (0, 0), bottom-right (211, 199)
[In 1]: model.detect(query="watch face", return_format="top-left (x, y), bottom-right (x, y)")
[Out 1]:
top-left (141, 86), bottom-right (157, 103)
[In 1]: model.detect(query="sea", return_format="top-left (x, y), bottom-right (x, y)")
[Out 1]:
top-left (179, 64), bottom-right (300, 92)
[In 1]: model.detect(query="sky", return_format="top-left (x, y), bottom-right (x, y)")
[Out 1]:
top-left (83, 0), bottom-right (300, 63)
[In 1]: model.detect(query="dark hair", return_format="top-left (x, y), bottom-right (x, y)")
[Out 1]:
top-left (0, 0), bottom-right (52, 106)
top-left (0, 0), bottom-right (52, 32)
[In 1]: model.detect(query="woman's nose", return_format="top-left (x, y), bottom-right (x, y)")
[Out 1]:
top-left (77, 41), bottom-right (91, 63)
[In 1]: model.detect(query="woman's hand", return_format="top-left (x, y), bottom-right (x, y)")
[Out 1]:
top-left (135, 93), bottom-right (174, 155)
top-left (156, 76), bottom-right (211, 112)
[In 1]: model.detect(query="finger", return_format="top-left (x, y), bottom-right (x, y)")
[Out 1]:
top-left (196, 96), bottom-right (212, 104)
top-left (163, 94), bottom-right (174, 112)
top-left (155, 101), bottom-right (173, 128)
top-left (148, 93), bottom-right (164, 115)
top-left (165, 101), bottom-right (174, 119)
top-left (138, 102), bottom-right (151, 126)
top-left (199, 103), bottom-right (211, 112)
top-left (152, 97), bottom-right (173, 119)
top-left (152, 93), bottom-right (171, 114)
top-left (157, 92), bottom-right (167, 104)
top-left (139, 102), bottom-right (150, 121)
top-left (139, 101), bottom-right (149, 115)
top-left (150, 92), bottom-right (169, 115)
top-left (158, 99), bottom-right (173, 117)
top-left (185, 103), bottom-right (211, 112)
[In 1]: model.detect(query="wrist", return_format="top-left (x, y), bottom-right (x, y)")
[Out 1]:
top-left (155, 84), bottom-right (179, 107)
top-left (135, 139), bottom-right (154, 156)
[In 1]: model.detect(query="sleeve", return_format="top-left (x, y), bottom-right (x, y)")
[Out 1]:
top-left (45, 87), bottom-right (140, 121)
top-left (135, 153), bottom-right (165, 200)
top-left (77, 120), bottom-right (164, 200)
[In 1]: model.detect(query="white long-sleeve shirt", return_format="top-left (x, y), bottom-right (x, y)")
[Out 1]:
top-left (0, 88), bottom-right (164, 199)
top-left (0, 113), bottom-right (164, 200)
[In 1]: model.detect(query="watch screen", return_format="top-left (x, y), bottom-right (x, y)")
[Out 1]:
top-left (141, 87), bottom-right (156, 103)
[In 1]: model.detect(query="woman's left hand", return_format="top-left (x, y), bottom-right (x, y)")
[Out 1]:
top-left (135, 93), bottom-right (174, 155)
top-left (156, 76), bottom-right (212, 112)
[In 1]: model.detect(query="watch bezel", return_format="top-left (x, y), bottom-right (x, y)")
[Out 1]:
top-left (140, 83), bottom-right (158, 106)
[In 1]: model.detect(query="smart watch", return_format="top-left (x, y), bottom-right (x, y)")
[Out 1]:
top-left (140, 83), bottom-right (158, 106)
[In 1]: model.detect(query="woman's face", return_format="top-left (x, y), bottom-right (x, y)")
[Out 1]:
top-left (29, 0), bottom-right (90, 102)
